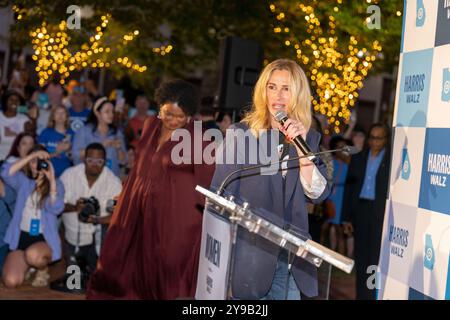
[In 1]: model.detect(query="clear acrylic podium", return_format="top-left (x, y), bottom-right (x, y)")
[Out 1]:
top-left (195, 186), bottom-right (354, 300)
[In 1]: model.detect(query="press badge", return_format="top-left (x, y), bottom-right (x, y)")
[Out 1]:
top-left (30, 219), bottom-right (41, 236)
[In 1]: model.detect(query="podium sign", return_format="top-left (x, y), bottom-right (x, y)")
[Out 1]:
top-left (194, 186), bottom-right (354, 300)
top-left (195, 206), bottom-right (232, 300)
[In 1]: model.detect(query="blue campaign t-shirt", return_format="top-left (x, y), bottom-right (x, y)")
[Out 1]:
top-left (38, 127), bottom-right (74, 177)
top-left (68, 107), bottom-right (90, 133)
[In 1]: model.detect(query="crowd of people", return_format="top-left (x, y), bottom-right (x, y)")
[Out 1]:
top-left (0, 58), bottom-right (391, 300)
top-left (0, 74), bottom-right (154, 290)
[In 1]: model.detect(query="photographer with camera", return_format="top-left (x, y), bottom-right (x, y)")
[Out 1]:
top-left (1, 145), bottom-right (65, 288)
top-left (60, 143), bottom-right (122, 274)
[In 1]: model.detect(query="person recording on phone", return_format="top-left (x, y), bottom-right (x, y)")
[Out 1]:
top-left (4, 132), bottom-right (36, 164)
top-left (1, 145), bottom-right (64, 288)
top-left (211, 59), bottom-right (331, 300)
top-left (60, 143), bottom-right (122, 273)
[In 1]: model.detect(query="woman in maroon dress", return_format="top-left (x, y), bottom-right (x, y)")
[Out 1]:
top-left (87, 80), bottom-right (216, 299)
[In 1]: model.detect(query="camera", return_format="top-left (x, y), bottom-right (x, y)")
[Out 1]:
top-left (78, 196), bottom-right (100, 223)
top-left (37, 159), bottom-right (49, 171)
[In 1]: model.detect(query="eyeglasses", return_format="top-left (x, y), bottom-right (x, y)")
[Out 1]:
top-left (369, 135), bottom-right (386, 141)
top-left (86, 157), bottom-right (105, 166)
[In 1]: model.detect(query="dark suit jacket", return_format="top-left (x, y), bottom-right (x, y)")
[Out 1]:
top-left (342, 148), bottom-right (391, 223)
top-left (211, 122), bottom-right (331, 299)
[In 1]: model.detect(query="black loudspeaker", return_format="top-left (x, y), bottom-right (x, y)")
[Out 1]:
top-left (218, 37), bottom-right (263, 112)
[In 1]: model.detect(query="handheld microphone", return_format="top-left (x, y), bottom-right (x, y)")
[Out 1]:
top-left (274, 110), bottom-right (315, 160)
top-left (342, 145), bottom-right (359, 155)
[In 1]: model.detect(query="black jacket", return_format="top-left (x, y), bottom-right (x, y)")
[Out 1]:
top-left (342, 147), bottom-right (391, 223)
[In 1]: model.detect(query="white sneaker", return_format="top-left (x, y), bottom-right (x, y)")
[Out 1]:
top-left (31, 268), bottom-right (50, 287)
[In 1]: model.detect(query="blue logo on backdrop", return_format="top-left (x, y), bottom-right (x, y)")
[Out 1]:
top-left (402, 148), bottom-right (411, 180)
top-left (396, 49), bottom-right (433, 127)
top-left (442, 68), bottom-right (450, 102)
top-left (424, 234), bottom-right (435, 271)
top-left (419, 129), bottom-right (450, 215)
top-left (416, 0), bottom-right (426, 27)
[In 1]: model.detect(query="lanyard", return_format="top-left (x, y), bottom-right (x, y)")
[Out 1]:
top-left (31, 191), bottom-right (40, 219)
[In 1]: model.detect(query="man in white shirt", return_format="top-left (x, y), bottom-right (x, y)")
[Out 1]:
top-left (60, 143), bottom-right (122, 272)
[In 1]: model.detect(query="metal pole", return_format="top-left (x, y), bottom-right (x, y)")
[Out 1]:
top-left (325, 264), bottom-right (331, 300)
top-left (225, 212), bottom-right (238, 300)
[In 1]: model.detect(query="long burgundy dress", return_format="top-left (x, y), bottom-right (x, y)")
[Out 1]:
top-left (87, 116), bottom-right (215, 299)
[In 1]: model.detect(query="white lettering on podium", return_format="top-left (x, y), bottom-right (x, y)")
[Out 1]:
top-left (205, 233), bottom-right (221, 268)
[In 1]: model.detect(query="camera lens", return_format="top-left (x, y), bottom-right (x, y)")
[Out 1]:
top-left (38, 159), bottom-right (49, 171)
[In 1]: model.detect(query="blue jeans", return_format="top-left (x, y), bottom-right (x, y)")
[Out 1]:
top-left (262, 250), bottom-right (301, 300)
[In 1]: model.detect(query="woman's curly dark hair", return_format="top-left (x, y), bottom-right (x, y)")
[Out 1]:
top-left (154, 79), bottom-right (199, 116)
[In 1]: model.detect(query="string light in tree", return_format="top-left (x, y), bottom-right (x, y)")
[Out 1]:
top-left (12, 5), bottom-right (25, 20)
top-left (270, 1), bottom-right (383, 133)
top-left (29, 15), bottom-right (172, 86)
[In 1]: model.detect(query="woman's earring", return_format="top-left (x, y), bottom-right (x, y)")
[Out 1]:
top-left (157, 113), bottom-right (161, 119)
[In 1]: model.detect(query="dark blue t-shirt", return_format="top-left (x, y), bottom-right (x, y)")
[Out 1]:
top-left (68, 107), bottom-right (90, 133)
top-left (38, 127), bottom-right (74, 177)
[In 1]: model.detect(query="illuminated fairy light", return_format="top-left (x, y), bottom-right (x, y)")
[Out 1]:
top-left (270, 2), bottom-right (384, 133)
top-left (28, 14), bottom-right (172, 86)
top-left (12, 4), bottom-right (27, 20)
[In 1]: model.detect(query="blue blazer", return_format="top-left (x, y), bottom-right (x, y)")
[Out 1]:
top-left (211, 122), bottom-right (331, 299)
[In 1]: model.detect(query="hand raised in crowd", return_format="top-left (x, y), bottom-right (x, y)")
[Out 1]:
top-left (10, 150), bottom-right (50, 176)
top-left (55, 139), bottom-right (71, 155)
top-left (42, 160), bottom-right (56, 183)
top-left (32, 150), bottom-right (51, 161)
